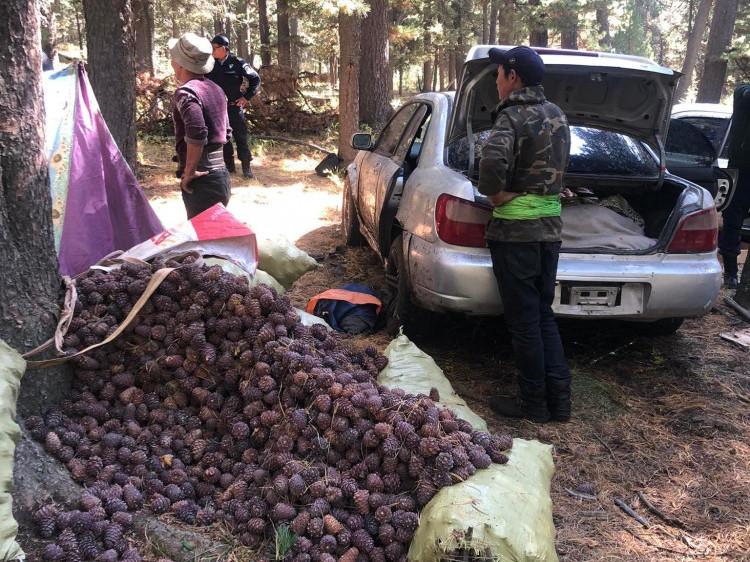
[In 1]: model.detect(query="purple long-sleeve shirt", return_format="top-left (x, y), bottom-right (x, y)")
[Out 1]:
top-left (173, 77), bottom-right (231, 162)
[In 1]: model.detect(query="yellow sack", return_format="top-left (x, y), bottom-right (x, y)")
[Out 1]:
top-left (0, 340), bottom-right (25, 561)
top-left (378, 333), bottom-right (558, 562)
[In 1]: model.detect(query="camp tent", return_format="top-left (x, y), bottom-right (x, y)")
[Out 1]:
top-left (43, 62), bottom-right (164, 277)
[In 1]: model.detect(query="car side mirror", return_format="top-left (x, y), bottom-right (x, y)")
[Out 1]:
top-left (351, 133), bottom-right (373, 150)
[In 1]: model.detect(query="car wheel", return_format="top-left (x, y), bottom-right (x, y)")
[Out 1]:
top-left (636, 318), bottom-right (684, 336)
top-left (342, 178), bottom-right (363, 246)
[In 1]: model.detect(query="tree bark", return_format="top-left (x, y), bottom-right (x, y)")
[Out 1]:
top-left (338, 9), bottom-right (361, 165)
top-left (258, 0), bottom-right (271, 66)
top-left (172, 0), bottom-right (180, 37)
top-left (40, 1), bottom-right (58, 65)
top-left (497, 0), bottom-right (513, 43)
top-left (290, 16), bottom-right (300, 74)
top-left (0, 0), bottom-right (69, 416)
top-left (489, 0), bottom-right (498, 44)
top-left (277, 0), bottom-right (291, 68)
top-left (133, 0), bottom-right (154, 74)
top-left (237, 0), bottom-right (250, 61)
top-left (560, 1), bottom-right (578, 49)
top-left (676, 0), bottom-right (713, 102)
top-left (359, 0), bottom-right (391, 128)
top-left (528, 0), bottom-right (549, 47)
top-left (696, 0), bottom-right (738, 103)
top-left (481, 0), bottom-right (489, 44)
top-left (595, 2), bottom-right (612, 49)
top-left (82, 0), bottom-right (138, 173)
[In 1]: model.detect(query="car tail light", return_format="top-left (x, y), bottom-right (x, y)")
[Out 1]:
top-left (435, 194), bottom-right (491, 248)
top-left (666, 207), bottom-right (718, 253)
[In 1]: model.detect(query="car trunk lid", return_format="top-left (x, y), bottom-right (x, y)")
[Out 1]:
top-left (448, 46), bottom-right (680, 189)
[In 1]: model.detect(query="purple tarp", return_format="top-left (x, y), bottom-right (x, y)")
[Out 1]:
top-left (57, 63), bottom-right (163, 276)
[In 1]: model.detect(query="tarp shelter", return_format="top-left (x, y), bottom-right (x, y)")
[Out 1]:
top-left (44, 62), bottom-right (164, 276)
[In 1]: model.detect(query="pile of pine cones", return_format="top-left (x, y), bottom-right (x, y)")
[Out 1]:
top-left (26, 255), bottom-right (512, 561)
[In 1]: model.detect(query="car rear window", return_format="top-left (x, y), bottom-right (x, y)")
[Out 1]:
top-left (567, 126), bottom-right (659, 176)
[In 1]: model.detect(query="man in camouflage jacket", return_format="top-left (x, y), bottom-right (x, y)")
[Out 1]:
top-left (477, 46), bottom-right (572, 423)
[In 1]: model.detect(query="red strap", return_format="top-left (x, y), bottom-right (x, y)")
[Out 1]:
top-left (306, 289), bottom-right (382, 316)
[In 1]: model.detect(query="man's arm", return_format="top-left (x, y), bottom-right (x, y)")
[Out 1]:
top-left (181, 142), bottom-right (208, 194)
top-left (478, 112), bottom-right (525, 206)
top-left (242, 62), bottom-right (261, 100)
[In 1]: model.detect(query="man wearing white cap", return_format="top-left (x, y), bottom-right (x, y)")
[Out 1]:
top-left (169, 32), bottom-right (232, 219)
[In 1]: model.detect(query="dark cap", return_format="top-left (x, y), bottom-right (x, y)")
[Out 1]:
top-left (488, 46), bottom-right (545, 85)
top-left (211, 34), bottom-right (229, 47)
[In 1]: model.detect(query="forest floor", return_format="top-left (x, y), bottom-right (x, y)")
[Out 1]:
top-left (18, 136), bottom-right (750, 562)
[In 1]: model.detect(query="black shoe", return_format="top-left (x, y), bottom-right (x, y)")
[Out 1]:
top-left (489, 395), bottom-right (550, 423)
top-left (546, 377), bottom-right (572, 422)
top-left (242, 162), bottom-right (254, 178)
top-left (724, 275), bottom-right (739, 289)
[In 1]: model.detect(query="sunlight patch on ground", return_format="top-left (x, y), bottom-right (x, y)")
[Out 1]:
top-left (280, 156), bottom-right (321, 173)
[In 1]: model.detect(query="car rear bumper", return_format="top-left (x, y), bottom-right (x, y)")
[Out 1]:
top-left (406, 234), bottom-right (721, 320)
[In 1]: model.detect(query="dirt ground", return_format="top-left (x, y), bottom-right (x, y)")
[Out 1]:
top-left (20, 138), bottom-right (750, 561)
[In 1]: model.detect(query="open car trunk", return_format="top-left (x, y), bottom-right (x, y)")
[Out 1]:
top-left (447, 130), bottom-right (686, 255)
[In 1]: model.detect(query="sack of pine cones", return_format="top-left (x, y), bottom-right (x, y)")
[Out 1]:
top-left (0, 341), bottom-right (26, 561)
top-left (379, 334), bottom-right (558, 562)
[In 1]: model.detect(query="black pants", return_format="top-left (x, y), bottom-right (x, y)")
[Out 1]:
top-left (224, 104), bottom-right (252, 167)
top-left (718, 172), bottom-right (750, 277)
top-left (181, 168), bottom-right (231, 219)
top-left (489, 240), bottom-right (571, 401)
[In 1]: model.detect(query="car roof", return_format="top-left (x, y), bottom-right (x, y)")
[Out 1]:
top-left (671, 102), bottom-right (732, 117)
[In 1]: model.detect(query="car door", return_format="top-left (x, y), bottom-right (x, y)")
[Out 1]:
top-left (664, 118), bottom-right (736, 211)
top-left (358, 104), bottom-right (421, 241)
top-left (374, 106), bottom-right (432, 254)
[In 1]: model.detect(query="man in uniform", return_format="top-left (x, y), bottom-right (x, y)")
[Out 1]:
top-left (478, 46), bottom-right (572, 423)
top-left (719, 83), bottom-right (750, 288)
top-left (206, 34), bottom-right (261, 178)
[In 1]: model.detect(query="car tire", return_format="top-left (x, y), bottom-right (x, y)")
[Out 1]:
top-left (385, 234), bottom-right (436, 338)
top-left (342, 178), bottom-right (363, 246)
top-left (636, 317), bottom-right (684, 336)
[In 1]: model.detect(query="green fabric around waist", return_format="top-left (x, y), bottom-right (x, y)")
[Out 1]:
top-left (493, 193), bottom-right (561, 220)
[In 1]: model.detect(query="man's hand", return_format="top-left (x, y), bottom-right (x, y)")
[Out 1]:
top-left (234, 97), bottom-right (248, 107)
top-left (180, 169), bottom-right (208, 194)
top-left (489, 190), bottom-right (527, 207)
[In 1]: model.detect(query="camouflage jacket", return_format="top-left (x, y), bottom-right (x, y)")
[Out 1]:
top-left (478, 85), bottom-right (570, 242)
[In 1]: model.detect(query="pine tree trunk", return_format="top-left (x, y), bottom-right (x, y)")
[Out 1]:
top-left (422, 29), bottom-right (433, 93)
top-left (82, 0), bottom-right (138, 173)
top-left (489, 0), bottom-right (498, 44)
top-left (674, 0), bottom-right (713, 101)
top-left (277, 0), bottom-right (291, 68)
top-left (560, 3), bottom-right (578, 49)
top-left (0, 0), bottom-right (70, 415)
top-left (41, 3), bottom-right (58, 64)
top-left (595, 2), bottom-right (611, 49)
top-left (290, 16), bottom-right (300, 74)
top-left (528, 0), bottom-right (549, 47)
top-left (172, 0), bottom-right (180, 36)
top-left (482, 0), bottom-right (489, 43)
top-left (133, 0), bottom-right (155, 74)
top-left (359, 0), bottom-right (391, 128)
top-left (438, 45), bottom-right (446, 91)
top-left (497, 0), bottom-right (514, 44)
top-left (338, 9), bottom-right (361, 165)
top-left (237, 0), bottom-right (250, 61)
top-left (258, 0), bottom-right (271, 66)
top-left (696, 0), bottom-right (738, 103)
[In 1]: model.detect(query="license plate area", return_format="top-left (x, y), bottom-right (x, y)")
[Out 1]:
top-left (561, 284), bottom-right (621, 307)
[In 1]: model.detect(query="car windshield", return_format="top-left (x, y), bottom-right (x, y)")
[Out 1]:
top-left (567, 126), bottom-right (659, 176)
